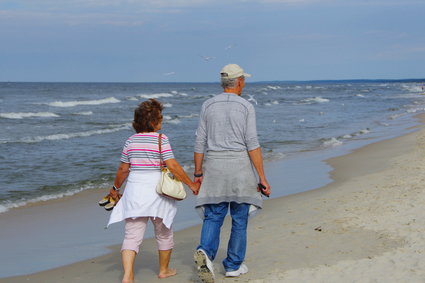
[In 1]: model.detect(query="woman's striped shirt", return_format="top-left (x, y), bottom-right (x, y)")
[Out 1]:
top-left (120, 132), bottom-right (175, 171)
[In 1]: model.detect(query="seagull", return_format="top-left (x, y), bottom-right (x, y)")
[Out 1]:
top-left (225, 44), bottom-right (235, 50)
top-left (200, 55), bottom-right (215, 61)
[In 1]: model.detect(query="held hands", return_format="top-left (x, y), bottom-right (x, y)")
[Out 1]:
top-left (190, 182), bottom-right (201, 195)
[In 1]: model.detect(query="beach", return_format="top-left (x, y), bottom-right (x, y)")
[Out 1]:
top-left (2, 117), bottom-right (425, 282)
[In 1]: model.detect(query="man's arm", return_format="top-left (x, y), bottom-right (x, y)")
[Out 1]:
top-left (248, 147), bottom-right (271, 196)
top-left (194, 152), bottom-right (204, 184)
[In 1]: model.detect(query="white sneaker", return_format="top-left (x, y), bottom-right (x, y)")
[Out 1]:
top-left (194, 249), bottom-right (215, 283)
top-left (225, 263), bottom-right (249, 277)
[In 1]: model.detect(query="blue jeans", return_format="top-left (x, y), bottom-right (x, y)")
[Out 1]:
top-left (197, 202), bottom-right (250, 272)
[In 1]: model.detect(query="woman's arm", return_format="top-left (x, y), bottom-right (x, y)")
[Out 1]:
top-left (109, 162), bottom-right (130, 198)
top-left (164, 158), bottom-right (200, 195)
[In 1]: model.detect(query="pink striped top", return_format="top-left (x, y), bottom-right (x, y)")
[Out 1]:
top-left (120, 132), bottom-right (175, 171)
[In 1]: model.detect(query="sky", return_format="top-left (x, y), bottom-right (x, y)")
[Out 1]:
top-left (0, 0), bottom-right (424, 82)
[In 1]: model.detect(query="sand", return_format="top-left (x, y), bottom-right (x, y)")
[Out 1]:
top-left (2, 115), bottom-right (425, 283)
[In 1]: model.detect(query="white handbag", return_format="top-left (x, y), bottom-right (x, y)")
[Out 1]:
top-left (155, 134), bottom-right (187, 201)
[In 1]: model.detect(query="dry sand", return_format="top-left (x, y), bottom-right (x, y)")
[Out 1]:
top-left (3, 115), bottom-right (425, 283)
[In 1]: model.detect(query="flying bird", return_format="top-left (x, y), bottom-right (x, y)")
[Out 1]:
top-left (200, 55), bottom-right (215, 61)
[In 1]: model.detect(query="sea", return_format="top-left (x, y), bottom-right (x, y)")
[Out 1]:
top-left (1, 80), bottom-right (425, 214)
top-left (1, 80), bottom-right (425, 277)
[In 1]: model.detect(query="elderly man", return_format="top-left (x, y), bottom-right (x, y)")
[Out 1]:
top-left (193, 64), bottom-right (271, 283)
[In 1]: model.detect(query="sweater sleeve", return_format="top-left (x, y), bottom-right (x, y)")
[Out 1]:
top-left (194, 103), bottom-right (207, 153)
top-left (245, 104), bottom-right (260, 151)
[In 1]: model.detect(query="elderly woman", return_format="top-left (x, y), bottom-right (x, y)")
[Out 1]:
top-left (106, 99), bottom-right (200, 283)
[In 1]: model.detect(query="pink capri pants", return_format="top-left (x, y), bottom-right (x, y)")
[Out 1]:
top-left (121, 217), bottom-right (174, 254)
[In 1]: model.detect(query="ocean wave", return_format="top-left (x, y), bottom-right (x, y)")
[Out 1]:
top-left (163, 115), bottom-right (181, 124)
top-left (0, 181), bottom-right (110, 214)
top-left (322, 128), bottom-right (371, 148)
top-left (0, 112), bottom-right (59, 119)
top-left (263, 151), bottom-right (286, 161)
top-left (401, 84), bottom-right (424, 93)
top-left (177, 113), bottom-right (199, 119)
top-left (47, 97), bottom-right (120, 107)
top-left (322, 137), bottom-right (343, 148)
top-left (300, 97), bottom-right (330, 104)
top-left (73, 111), bottom-right (93, 116)
top-left (163, 103), bottom-right (173, 108)
top-left (138, 93), bottom-right (174, 99)
top-left (267, 85), bottom-right (282, 90)
top-left (406, 107), bottom-right (425, 113)
top-left (0, 187), bottom-right (86, 214)
top-left (18, 124), bottom-right (130, 143)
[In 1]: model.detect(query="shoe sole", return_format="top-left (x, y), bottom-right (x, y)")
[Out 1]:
top-left (98, 200), bottom-right (109, 206)
top-left (194, 250), bottom-right (214, 283)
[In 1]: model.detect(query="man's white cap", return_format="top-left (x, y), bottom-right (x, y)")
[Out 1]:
top-left (220, 64), bottom-right (251, 79)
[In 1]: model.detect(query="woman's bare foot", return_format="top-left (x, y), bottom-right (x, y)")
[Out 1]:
top-left (158, 268), bottom-right (177, 279)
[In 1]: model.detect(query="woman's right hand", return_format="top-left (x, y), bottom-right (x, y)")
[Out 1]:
top-left (109, 188), bottom-right (120, 200)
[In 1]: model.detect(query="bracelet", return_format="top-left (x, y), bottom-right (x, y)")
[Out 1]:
top-left (194, 173), bottom-right (203, 177)
top-left (112, 185), bottom-right (120, 191)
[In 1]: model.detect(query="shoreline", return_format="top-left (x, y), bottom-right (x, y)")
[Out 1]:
top-left (2, 115), bottom-right (425, 282)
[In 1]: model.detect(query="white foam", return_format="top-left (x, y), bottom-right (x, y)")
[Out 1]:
top-left (47, 97), bottom-right (120, 107)
top-left (322, 137), bottom-right (343, 148)
top-left (356, 94), bottom-right (365, 97)
top-left (73, 111), bottom-right (93, 116)
top-left (163, 103), bottom-right (173, 108)
top-left (301, 97), bottom-right (330, 104)
top-left (171, 90), bottom-right (178, 95)
top-left (0, 182), bottom-right (109, 214)
top-left (138, 93), bottom-right (173, 99)
top-left (407, 108), bottom-right (425, 113)
top-left (20, 124), bottom-right (130, 143)
top-left (0, 112), bottom-right (59, 119)
top-left (165, 118), bottom-right (181, 124)
top-left (0, 189), bottom-right (84, 213)
top-left (163, 115), bottom-right (181, 124)
top-left (358, 128), bottom-right (370, 135)
top-left (177, 113), bottom-right (199, 119)
top-left (401, 84), bottom-right (424, 93)
top-left (267, 85), bottom-right (282, 90)
top-left (265, 103), bottom-right (272, 106)
top-left (247, 94), bottom-right (258, 105)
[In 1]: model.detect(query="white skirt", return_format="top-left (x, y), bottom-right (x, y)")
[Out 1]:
top-left (107, 171), bottom-right (177, 229)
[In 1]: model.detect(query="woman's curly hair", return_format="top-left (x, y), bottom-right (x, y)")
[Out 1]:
top-left (132, 99), bottom-right (164, 133)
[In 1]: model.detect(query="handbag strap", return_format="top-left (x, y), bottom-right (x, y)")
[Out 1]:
top-left (158, 133), bottom-right (164, 170)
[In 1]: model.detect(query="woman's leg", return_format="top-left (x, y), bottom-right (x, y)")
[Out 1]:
top-left (151, 217), bottom-right (176, 278)
top-left (158, 249), bottom-right (176, 278)
top-left (122, 250), bottom-right (136, 283)
top-left (121, 217), bottom-right (149, 283)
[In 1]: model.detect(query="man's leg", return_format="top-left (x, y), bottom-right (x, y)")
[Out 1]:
top-left (197, 202), bottom-right (229, 260)
top-left (223, 202), bottom-right (250, 272)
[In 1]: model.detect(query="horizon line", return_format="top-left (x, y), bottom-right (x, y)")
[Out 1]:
top-left (1, 78), bottom-right (424, 84)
